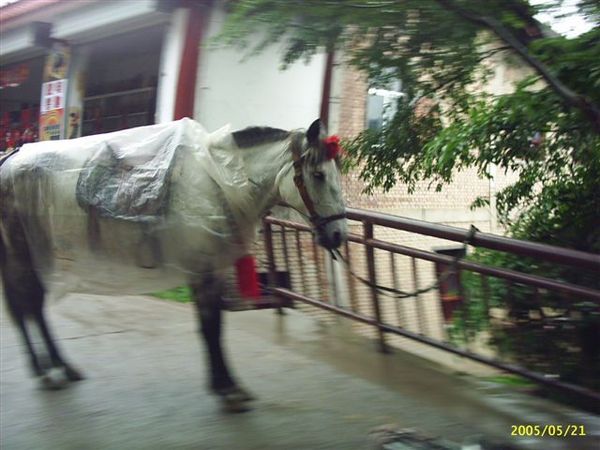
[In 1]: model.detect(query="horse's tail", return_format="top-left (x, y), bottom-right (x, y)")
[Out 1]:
top-left (0, 209), bottom-right (8, 302)
top-left (0, 196), bottom-right (8, 273)
top-left (0, 186), bottom-right (6, 270)
top-left (0, 226), bottom-right (5, 268)
top-left (0, 148), bottom-right (19, 268)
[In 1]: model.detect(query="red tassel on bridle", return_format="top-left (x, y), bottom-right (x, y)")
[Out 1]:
top-left (235, 255), bottom-right (260, 299)
top-left (324, 135), bottom-right (343, 160)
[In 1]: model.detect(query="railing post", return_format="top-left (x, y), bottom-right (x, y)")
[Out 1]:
top-left (364, 221), bottom-right (389, 353)
top-left (263, 217), bottom-right (283, 313)
top-left (411, 257), bottom-right (427, 335)
top-left (345, 240), bottom-right (359, 313)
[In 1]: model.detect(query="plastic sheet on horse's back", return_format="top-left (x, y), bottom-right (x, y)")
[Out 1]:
top-left (0, 118), bottom-right (260, 300)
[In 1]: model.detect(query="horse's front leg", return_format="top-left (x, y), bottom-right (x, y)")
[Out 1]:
top-left (190, 275), bottom-right (254, 412)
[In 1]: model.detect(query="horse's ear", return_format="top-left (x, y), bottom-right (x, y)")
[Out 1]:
top-left (306, 119), bottom-right (326, 147)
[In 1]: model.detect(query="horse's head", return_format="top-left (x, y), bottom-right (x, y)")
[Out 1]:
top-left (279, 119), bottom-right (347, 249)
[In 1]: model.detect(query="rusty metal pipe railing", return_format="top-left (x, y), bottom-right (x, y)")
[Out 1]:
top-left (262, 209), bottom-right (600, 405)
top-left (354, 234), bottom-right (600, 302)
top-left (270, 287), bottom-right (600, 405)
top-left (364, 222), bottom-right (388, 352)
top-left (264, 214), bottom-right (599, 301)
top-left (345, 208), bottom-right (600, 271)
top-left (263, 219), bottom-right (284, 312)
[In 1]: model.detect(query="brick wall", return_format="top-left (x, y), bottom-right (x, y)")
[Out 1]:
top-left (336, 65), bottom-right (369, 139)
top-left (276, 52), bottom-right (529, 363)
top-left (333, 54), bottom-right (524, 234)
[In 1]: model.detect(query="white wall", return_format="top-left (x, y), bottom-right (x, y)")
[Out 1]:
top-left (155, 8), bottom-right (188, 124)
top-left (195, 7), bottom-right (326, 132)
top-left (64, 47), bottom-right (89, 139)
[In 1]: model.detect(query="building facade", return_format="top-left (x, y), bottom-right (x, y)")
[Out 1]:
top-left (0, 0), bottom-right (328, 150)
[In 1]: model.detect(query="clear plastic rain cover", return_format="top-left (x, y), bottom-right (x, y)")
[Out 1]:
top-left (1, 118), bottom-right (262, 300)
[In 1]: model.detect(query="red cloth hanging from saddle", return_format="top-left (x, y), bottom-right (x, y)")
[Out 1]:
top-left (235, 255), bottom-right (260, 299)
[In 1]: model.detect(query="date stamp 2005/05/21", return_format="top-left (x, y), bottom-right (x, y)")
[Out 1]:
top-left (511, 424), bottom-right (587, 438)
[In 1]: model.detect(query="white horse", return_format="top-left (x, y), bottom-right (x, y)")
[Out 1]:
top-left (0, 118), bottom-right (347, 412)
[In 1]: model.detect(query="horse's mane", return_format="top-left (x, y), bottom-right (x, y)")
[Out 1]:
top-left (232, 127), bottom-right (290, 149)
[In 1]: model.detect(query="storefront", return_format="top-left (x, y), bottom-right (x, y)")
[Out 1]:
top-left (0, 56), bottom-right (44, 150)
top-left (78, 26), bottom-right (163, 137)
top-left (1, 0), bottom-right (329, 146)
top-left (0, 0), bottom-right (172, 150)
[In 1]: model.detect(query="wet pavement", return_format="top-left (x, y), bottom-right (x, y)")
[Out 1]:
top-left (1, 294), bottom-right (599, 450)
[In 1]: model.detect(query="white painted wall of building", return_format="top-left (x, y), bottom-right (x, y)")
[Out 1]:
top-left (64, 47), bottom-right (89, 139)
top-left (327, 52), bottom-right (345, 135)
top-left (155, 8), bottom-right (188, 124)
top-left (195, 7), bottom-right (326, 132)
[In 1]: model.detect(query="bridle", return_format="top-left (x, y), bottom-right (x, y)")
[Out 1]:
top-left (288, 131), bottom-right (346, 232)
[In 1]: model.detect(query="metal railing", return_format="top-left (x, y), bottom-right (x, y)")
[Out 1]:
top-left (262, 207), bottom-right (600, 406)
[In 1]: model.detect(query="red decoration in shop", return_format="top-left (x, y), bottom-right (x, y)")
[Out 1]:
top-left (21, 108), bottom-right (31, 127)
top-left (13, 130), bottom-right (22, 146)
top-left (1, 112), bottom-right (9, 129)
top-left (0, 63), bottom-right (30, 89)
top-left (0, 107), bottom-right (40, 148)
top-left (5, 132), bottom-right (15, 149)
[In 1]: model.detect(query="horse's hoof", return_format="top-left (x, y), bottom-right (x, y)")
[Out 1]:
top-left (215, 385), bottom-right (256, 402)
top-left (64, 365), bottom-right (85, 382)
top-left (216, 386), bottom-right (256, 413)
top-left (221, 395), bottom-right (253, 413)
top-left (231, 386), bottom-right (256, 402)
top-left (39, 368), bottom-right (69, 390)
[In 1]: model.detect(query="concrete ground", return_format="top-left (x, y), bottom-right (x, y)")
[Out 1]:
top-left (1, 294), bottom-right (599, 450)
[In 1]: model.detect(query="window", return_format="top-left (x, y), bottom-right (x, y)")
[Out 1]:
top-left (366, 78), bottom-right (404, 130)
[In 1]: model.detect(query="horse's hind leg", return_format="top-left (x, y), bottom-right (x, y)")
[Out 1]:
top-left (1, 227), bottom-right (83, 389)
top-left (3, 268), bottom-right (83, 388)
top-left (12, 314), bottom-right (44, 377)
top-left (191, 275), bottom-right (254, 412)
top-left (34, 309), bottom-right (84, 383)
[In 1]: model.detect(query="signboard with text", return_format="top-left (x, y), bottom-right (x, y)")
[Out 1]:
top-left (39, 79), bottom-right (67, 141)
top-left (39, 41), bottom-right (71, 141)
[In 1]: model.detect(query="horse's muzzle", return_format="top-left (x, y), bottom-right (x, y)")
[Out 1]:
top-left (318, 230), bottom-right (344, 250)
top-left (310, 212), bottom-right (347, 250)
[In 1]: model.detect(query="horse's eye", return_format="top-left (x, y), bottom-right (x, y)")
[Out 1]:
top-left (313, 171), bottom-right (325, 181)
